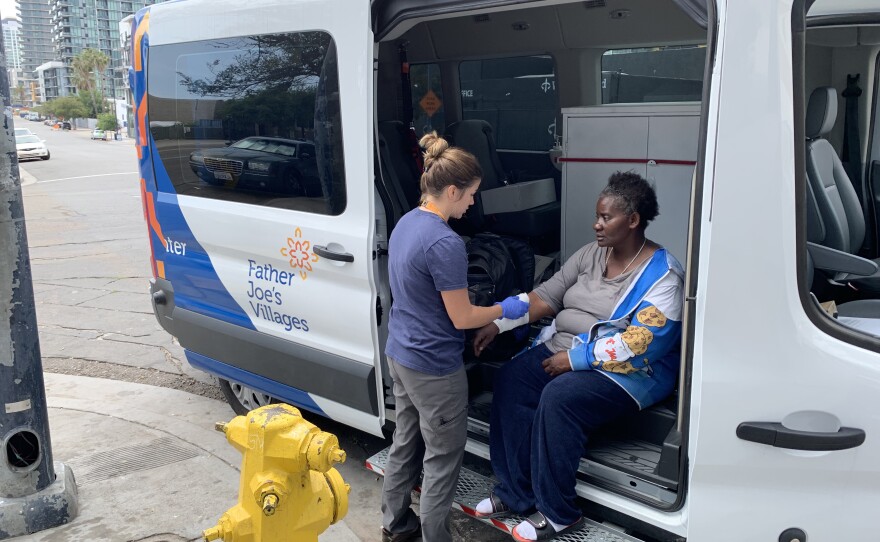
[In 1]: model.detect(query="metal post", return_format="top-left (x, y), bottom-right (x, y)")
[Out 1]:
top-left (0, 20), bottom-right (78, 539)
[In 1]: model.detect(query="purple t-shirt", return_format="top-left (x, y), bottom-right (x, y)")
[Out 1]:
top-left (385, 208), bottom-right (468, 376)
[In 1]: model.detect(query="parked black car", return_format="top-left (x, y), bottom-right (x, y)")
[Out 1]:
top-left (189, 137), bottom-right (319, 196)
top-left (61, 121), bottom-right (72, 131)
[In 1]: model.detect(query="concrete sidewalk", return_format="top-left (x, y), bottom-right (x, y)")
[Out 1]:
top-left (14, 374), bottom-right (368, 542)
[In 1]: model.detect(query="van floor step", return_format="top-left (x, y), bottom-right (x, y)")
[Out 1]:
top-left (366, 447), bottom-right (645, 542)
top-left (586, 439), bottom-right (660, 477)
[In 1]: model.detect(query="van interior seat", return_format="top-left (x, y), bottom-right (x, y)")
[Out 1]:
top-left (378, 120), bottom-right (423, 212)
top-left (805, 86), bottom-right (880, 292)
top-left (445, 119), bottom-right (561, 237)
top-left (806, 250), bottom-right (880, 337)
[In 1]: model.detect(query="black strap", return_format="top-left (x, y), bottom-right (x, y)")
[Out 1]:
top-left (399, 42), bottom-right (414, 128)
top-left (398, 42), bottom-right (424, 173)
top-left (841, 74), bottom-right (863, 198)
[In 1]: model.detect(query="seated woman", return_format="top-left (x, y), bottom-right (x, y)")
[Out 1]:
top-left (472, 171), bottom-right (684, 542)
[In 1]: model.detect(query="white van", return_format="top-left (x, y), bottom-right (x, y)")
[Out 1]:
top-left (132, 0), bottom-right (880, 539)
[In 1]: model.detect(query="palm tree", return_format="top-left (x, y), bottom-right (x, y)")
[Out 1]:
top-left (70, 49), bottom-right (110, 117)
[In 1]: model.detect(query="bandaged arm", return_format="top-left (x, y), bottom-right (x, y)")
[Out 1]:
top-left (492, 293), bottom-right (530, 332)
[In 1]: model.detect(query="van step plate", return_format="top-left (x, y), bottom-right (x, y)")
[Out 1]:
top-left (366, 447), bottom-right (645, 541)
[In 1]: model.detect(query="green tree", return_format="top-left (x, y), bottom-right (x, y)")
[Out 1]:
top-left (97, 112), bottom-right (117, 131)
top-left (71, 48), bottom-right (110, 117)
top-left (46, 96), bottom-right (90, 121)
top-left (77, 90), bottom-right (107, 117)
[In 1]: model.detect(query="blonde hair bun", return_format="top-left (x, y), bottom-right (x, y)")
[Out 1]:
top-left (419, 131), bottom-right (449, 170)
top-left (415, 130), bottom-right (482, 198)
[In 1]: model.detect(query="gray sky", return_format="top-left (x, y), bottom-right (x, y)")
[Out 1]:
top-left (0, 1), bottom-right (17, 20)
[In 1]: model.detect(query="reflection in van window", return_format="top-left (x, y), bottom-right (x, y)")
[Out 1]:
top-left (601, 45), bottom-right (705, 104)
top-left (147, 32), bottom-right (346, 215)
top-left (459, 55), bottom-right (557, 151)
top-left (409, 63), bottom-right (445, 137)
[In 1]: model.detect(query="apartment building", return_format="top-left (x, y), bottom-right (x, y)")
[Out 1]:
top-left (2, 17), bottom-right (24, 94)
top-left (20, 0), bottom-right (54, 105)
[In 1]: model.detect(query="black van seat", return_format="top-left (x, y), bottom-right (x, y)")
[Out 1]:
top-left (805, 87), bottom-right (880, 292)
top-left (378, 120), bottom-right (422, 212)
top-left (446, 119), bottom-right (560, 237)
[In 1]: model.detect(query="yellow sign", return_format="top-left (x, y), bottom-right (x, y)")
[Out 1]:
top-left (419, 90), bottom-right (443, 118)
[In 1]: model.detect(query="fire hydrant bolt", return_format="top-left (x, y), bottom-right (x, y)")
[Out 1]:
top-left (331, 449), bottom-right (346, 464)
top-left (262, 493), bottom-right (279, 516)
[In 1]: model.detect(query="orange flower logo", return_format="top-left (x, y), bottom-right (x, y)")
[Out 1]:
top-left (280, 227), bottom-right (319, 280)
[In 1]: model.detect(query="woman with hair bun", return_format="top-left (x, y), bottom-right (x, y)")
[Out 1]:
top-left (473, 171), bottom-right (684, 541)
top-left (381, 132), bottom-right (530, 542)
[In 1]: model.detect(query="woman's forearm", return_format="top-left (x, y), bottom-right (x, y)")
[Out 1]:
top-left (453, 304), bottom-right (504, 330)
top-left (441, 289), bottom-right (505, 330)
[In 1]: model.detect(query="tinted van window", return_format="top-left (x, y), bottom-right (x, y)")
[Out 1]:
top-left (602, 45), bottom-right (705, 104)
top-left (148, 32), bottom-right (345, 215)
top-left (460, 55), bottom-right (557, 151)
top-left (410, 63), bottom-right (445, 137)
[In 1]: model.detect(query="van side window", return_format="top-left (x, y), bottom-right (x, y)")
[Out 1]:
top-left (601, 45), bottom-right (705, 104)
top-left (147, 32), bottom-right (346, 215)
top-left (409, 63), bottom-right (445, 137)
top-left (798, 19), bottom-right (880, 348)
top-left (459, 55), bottom-right (557, 151)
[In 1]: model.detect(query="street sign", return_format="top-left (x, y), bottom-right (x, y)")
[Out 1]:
top-left (419, 90), bottom-right (442, 118)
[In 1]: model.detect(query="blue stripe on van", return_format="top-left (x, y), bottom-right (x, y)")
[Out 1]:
top-left (185, 350), bottom-right (325, 416)
top-left (133, 12), bottom-right (254, 332)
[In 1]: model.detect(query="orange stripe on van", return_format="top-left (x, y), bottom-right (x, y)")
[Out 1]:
top-left (137, 97), bottom-right (148, 148)
top-left (140, 178), bottom-right (149, 222)
top-left (156, 260), bottom-right (165, 279)
top-left (141, 180), bottom-right (166, 249)
top-left (134, 12), bottom-right (150, 72)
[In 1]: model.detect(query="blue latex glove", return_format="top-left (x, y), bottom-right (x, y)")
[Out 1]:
top-left (496, 295), bottom-right (529, 320)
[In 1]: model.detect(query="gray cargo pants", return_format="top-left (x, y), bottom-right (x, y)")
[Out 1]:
top-left (381, 357), bottom-right (469, 542)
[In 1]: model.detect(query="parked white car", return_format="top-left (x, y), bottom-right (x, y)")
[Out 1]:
top-left (15, 134), bottom-right (49, 161)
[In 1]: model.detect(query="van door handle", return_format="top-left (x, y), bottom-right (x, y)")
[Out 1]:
top-left (737, 422), bottom-right (865, 451)
top-left (313, 245), bottom-right (354, 263)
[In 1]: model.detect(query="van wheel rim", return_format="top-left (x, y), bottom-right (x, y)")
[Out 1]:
top-left (230, 382), bottom-right (273, 411)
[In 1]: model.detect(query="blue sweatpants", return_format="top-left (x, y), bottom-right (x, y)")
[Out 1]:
top-left (490, 343), bottom-right (639, 525)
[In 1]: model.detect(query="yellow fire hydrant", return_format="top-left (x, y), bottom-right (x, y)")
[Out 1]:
top-left (203, 403), bottom-right (350, 542)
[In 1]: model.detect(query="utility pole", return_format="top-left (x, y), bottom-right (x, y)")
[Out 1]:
top-left (0, 22), bottom-right (78, 539)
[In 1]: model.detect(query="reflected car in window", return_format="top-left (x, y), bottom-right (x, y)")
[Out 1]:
top-left (189, 137), bottom-right (319, 196)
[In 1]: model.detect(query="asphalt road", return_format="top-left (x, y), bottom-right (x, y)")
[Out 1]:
top-left (17, 119), bottom-right (507, 542)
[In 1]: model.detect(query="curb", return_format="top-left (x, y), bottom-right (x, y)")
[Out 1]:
top-left (19, 165), bottom-right (37, 186)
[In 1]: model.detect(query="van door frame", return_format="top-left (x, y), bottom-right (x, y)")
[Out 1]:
top-left (373, 0), bottom-right (720, 515)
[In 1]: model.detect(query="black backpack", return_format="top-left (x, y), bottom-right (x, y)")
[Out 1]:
top-left (465, 233), bottom-right (534, 307)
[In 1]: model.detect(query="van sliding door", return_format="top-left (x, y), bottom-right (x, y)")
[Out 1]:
top-left (142, 0), bottom-right (382, 435)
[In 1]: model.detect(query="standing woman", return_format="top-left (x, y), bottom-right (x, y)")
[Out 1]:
top-left (381, 132), bottom-right (530, 542)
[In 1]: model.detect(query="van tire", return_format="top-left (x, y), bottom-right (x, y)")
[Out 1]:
top-left (218, 378), bottom-right (275, 415)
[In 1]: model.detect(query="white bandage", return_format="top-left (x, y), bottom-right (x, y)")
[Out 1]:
top-left (493, 293), bottom-right (530, 333)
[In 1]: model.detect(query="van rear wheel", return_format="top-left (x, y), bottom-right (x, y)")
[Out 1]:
top-left (218, 378), bottom-right (275, 415)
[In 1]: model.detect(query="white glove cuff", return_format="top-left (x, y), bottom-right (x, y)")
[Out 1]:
top-left (493, 293), bottom-right (530, 333)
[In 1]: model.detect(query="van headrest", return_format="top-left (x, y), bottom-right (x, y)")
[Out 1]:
top-left (806, 87), bottom-right (837, 139)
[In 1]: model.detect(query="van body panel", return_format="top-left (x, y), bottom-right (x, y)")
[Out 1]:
top-left (686, 1), bottom-right (880, 539)
top-left (138, 0), bottom-right (383, 435)
top-left (134, 0), bottom-right (880, 537)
